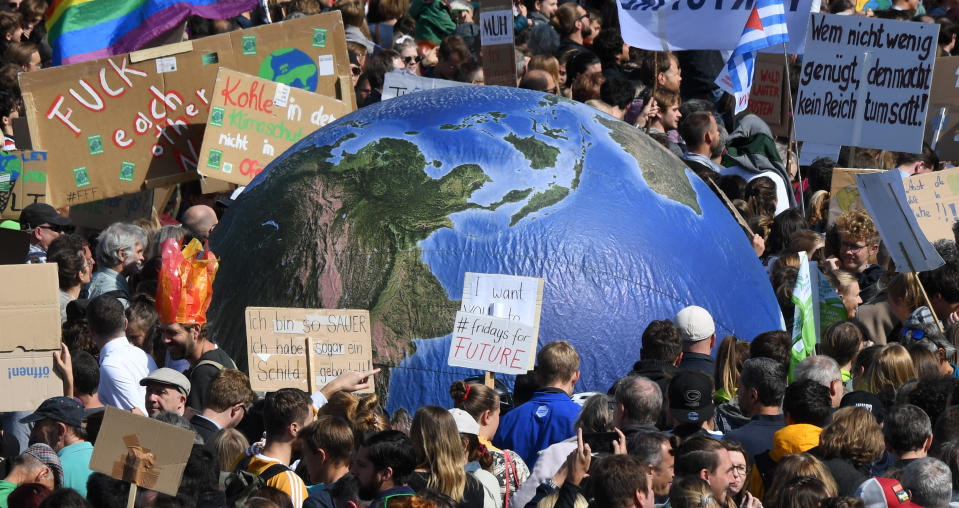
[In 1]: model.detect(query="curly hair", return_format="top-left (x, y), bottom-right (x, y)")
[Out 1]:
top-left (835, 209), bottom-right (878, 244)
top-left (818, 407), bottom-right (885, 467)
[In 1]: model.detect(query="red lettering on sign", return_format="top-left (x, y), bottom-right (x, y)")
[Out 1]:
top-left (220, 76), bottom-right (273, 114)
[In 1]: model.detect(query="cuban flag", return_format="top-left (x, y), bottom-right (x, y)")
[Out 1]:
top-left (714, 0), bottom-right (789, 114)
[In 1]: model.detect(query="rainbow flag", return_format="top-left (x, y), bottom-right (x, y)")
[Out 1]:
top-left (46, 0), bottom-right (258, 66)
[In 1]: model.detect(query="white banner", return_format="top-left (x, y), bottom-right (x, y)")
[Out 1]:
top-left (480, 10), bottom-right (514, 46)
top-left (793, 14), bottom-right (938, 153)
top-left (382, 70), bottom-right (470, 100)
top-left (617, 0), bottom-right (817, 53)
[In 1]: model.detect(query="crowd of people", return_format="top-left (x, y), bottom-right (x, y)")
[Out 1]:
top-left (3, 0), bottom-right (959, 506)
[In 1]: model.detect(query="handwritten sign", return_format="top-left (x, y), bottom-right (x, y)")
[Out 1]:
top-left (480, 0), bottom-right (517, 87)
top-left (748, 54), bottom-right (789, 138)
top-left (89, 407), bottom-right (195, 496)
top-left (923, 56), bottom-right (959, 160)
top-left (245, 307), bottom-right (372, 393)
top-left (381, 70), bottom-right (468, 100)
top-left (198, 68), bottom-right (352, 186)
top-left (69, 189), bottom-right (154, 230)
top-left (461, 272), bottom-right (544, 327)
top-left (901, 166), bottom-right (959, 242)
top-left (448, 311), bottom-right (537, 373)
top-left (857, 170), bottom-right (944, 272)
top-left (794, 14), bottom-right (938, 153)
top-left (0, 151), bottom-right (48, 221)
top-left (20, 13), bottom-right (354, 207)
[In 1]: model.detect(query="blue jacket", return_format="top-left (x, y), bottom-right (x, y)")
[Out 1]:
top-left (493, 389), bottom-right (580, 468)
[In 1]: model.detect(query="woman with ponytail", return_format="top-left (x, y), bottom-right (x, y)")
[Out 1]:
top-left (410, 406), bottom-right (488, 508)
top-left (450, 380), bottom-right (530, 507)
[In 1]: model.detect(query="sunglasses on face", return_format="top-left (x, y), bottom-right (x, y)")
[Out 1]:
top-left (36, 223), bottom-right (74, 234)
top-left (404, 55), bottom-right (422, 66)
top-left (351, 65), bottom-right (361, 76)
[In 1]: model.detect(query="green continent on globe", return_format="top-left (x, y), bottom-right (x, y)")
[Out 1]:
top-left (510, 185), bottom-right (570, 226)
top-left (504, 133), bottom-right (560, 170)
top-left (595, 115), bottom-right (701, 214)
top-left (489, 188), bottom-right (533, 209)
top-left (256, 137), bottom-right (491, 362)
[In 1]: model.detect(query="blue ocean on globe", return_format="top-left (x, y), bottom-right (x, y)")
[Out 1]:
top-left (210, 86), bottom-right (783, 415)
top-left (258, 48), bottom-right (319, 92)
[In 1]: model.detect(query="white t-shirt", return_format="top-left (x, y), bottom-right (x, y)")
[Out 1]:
top-left (98, 336), bottom-right (158, 414)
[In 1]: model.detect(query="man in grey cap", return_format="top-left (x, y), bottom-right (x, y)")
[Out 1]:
top-left (20, 202), bottom-right (73, 264)
top-left (140, 367), bottom-right (191, 417)
top-left (20, 397), bottom-right (91, 496)
top-left (0, 443), bottom-right (62, 505)
top-left (674, 305), bottom-right (717, 376)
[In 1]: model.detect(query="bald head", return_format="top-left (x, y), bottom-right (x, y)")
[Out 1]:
top-left (519, 69), bottom-right (556, 93)
top-left (182, 205), bottom-right (218, 240)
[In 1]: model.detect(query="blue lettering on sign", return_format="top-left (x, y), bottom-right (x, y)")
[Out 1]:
top-left (7, 366), bottom-right (51, 379)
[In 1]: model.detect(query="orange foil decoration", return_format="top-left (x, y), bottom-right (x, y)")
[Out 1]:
top-left (156, 238), bottom-right (219, 324)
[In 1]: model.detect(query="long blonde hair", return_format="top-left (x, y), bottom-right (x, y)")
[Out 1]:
top-left (411, 406), bottom-right (467, 501)
top-left (865, 344), bottom-right (916, 396)
top-left (764, 453), bottom-right (838, 508)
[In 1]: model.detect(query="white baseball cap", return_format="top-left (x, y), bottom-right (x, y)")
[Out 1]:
top-left (674, 305), bottom-right (715, 342)
top-left (448, 408), bottom-right (480, 435)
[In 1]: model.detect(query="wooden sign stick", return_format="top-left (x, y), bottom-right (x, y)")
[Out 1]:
top-left (484, 371), bottom-right (495, 388)
top-left (899, 242), bottom-right (945, 333)
top-left (305, 337), bottom-right (314, 394)
top-left (703, 174), bottom-right (754, 237)
top-left (127, 482), bottom-right (137, 508)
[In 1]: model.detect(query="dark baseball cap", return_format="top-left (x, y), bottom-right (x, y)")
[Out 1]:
top-left (668, 370), bottom-right (715, 424)
top-left (20, 396), bottom-right (83, 428)
top-left (841, 390), bottom-right (886, 424)
top-left (19, 203), bottom-right (72, 231)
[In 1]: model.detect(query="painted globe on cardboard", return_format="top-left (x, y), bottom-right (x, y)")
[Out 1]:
top-left (208, 86), bottom-right (782, 413)
top-left (258, 48), bottom-right (318, 92)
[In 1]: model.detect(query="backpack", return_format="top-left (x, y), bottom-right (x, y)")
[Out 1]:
top-left (223, 454), bottom-right (291, 507)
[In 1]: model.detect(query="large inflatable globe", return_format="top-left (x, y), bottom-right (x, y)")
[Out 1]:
top-left (209, 86), bottom-right (782, 413)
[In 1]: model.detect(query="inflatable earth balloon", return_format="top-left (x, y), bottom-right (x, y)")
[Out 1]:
top-left (258, 48), bottom-right (319, 92)
top-left (209, 86), bottom-right (782, 413)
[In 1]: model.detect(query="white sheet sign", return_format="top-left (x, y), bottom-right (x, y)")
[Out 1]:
top-left (480, 10), bottom-right (513, 45)
top-left (793, 14), bottom-right (938, 153)
top-left (447, 311), bottom-right (537, 373)
top-left (382, 71), bottom-right (470, 100)
top-left (616, 0), bottom-right (817, 53)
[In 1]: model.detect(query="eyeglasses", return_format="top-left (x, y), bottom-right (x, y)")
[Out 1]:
top-left (403, 55), bottom-right (422, 66)
top-left (841, 241), bottom-right (868, 252)
top-left (903, 327), bottom-right (926, 340)
top-left (731, 465), bottom-right (747, 476)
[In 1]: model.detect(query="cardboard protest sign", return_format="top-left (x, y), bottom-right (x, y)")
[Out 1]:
top-left (89, 406), bottom-right (195, 496)
top-left (381, 71), bottom-right (469, 100)
top-left (246, 307), bottom-right (373, 393)
top-left (69, 190), bottom-right (155, 230)
top-left (901, 166), bottom-right (959, 242)
top-left (794, 14), bottom-right (937, 153)
top-left (748, 54), bottom-right (789, 138)
top-left (827, 168), bottom-right (881, 225)
top-left (924, 56), bottom-right (959, 160)
top-left (0, 263), bottom-right (63, 411)
top-left (616, 0), bottom-right (815, 54)
top-left (0, 151), bottom-right (48, 221)
top-left (461, 272), bottom-right (544, 329)
top-left (448, 311), bottom-right (537, 374)
top-left (857, 170), bottom-right (944, 272)
top-left (20, 12), bottom-right (354, 207)
top-left (197, 68), bottom-right (351, 186)
top-left (479, 0), bottom-right (517, 87)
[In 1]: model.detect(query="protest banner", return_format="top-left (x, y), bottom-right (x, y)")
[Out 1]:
top-left (461, 272), bottom-right (544, 329)
top-left (748, 54), bottom-right (790, 138)
top-left (69, 189), bottom-right (155, 230)
top-left (793, 14), bottom-right (938, 153)
top-left (789, 251), bottom-right (815, 380)
top-left (809, 261), bottom-right (848, 340)
top-left (924, 56), bottom-right (959, 160)
top-left (89, 406), bottom-right (195, 497)
top-left (0, 151), bottom-right (48, 221)
top-left (479, 0), bottom-right (517, 87)
top-left (616, 0), bottom-right (815, 53)
top-left (448, 311), bottom-right (538, 374)
top-left (857, 170), bottom-right (944, 273)
top-left (20, 12), bottom-right (354, 207)
top-left (198, 68), bottom-right (352, 186)
top-left (245, 307), bottom-right (373, 393)
top-left (799, 142), bottom-right (841, 165)
top-left (900, 166), bottom-right (959, 242)
top-left (381, 71), bottom-right (470, 101)
top-left (827, 167), bottom-right (880, 225)
top-left (0, 263), bottom-right (63, 411)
